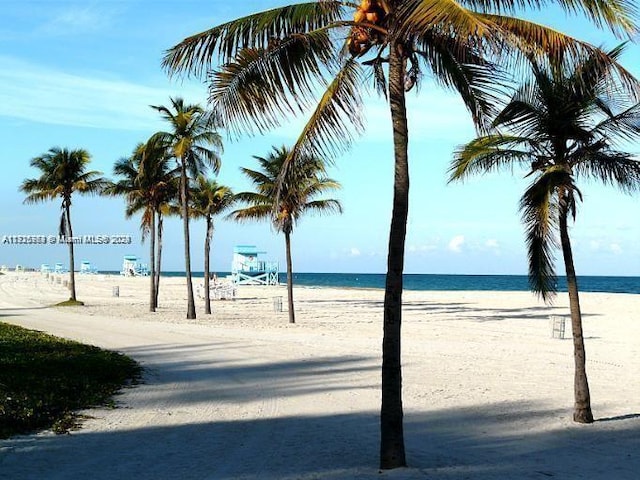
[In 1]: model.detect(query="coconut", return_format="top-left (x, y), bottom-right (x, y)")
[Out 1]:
top-left (365, 11), bottom-right (379, 23)
top-left (349, 39), bottom-right (362, 56)
top-left (354, 27), bottom-right (369, 43)
top-left (354, 8), bottom-right (366, 23)
top-left (360, 0), bottom-right (372, 12)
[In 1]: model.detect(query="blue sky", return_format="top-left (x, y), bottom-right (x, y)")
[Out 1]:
top-left (1, 0), bottom-right (638, 276)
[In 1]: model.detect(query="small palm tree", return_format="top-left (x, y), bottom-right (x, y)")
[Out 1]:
top-left (230, 146), bottom-right (342, 324)
top-left (21, 147), bottom-right (107, 302)
top-left (106, 142), bottom-right (178, 312)
top-left (150, 97), bottom-right (223, 319)
top-left (190, 175), bottom-right (235, 314)
top-left (163, 1), bottom-right (637, 468)
top-left (449, 46), bottom-right (640, 423)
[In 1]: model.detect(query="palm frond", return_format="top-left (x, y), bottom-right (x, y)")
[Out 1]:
top-left (414, 31), bottom-right (506, 130)
top-left (162, 1), bottom-right (344, 77)
top-left (458, 0), bottom-right (638, 37)
top-left (519, 169), bottom-right (566, 300)
top-left (228, 204), bottom-right (273, 223)
top-left (302, 198), bottom-right (343, 215)
top-left (449, 134), bottom-right (534, 181)
top-left (287, 58), bottom-right (365, 163)
top-left (397, 1), bottom-right (495, 41)
top-left (591, 102), bottom-right (640, 144)
top-left (573, 151), bottom-right (640, 193)
top-left (209, 30), bottom-right (336, 137)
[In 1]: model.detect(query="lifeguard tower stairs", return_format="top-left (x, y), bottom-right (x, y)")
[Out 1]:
top-left (230, 245), bottom-right (278, 286)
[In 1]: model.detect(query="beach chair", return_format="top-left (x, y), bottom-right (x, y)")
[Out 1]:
top-left (213, 283), bottom-right (237, 300)
top-left (550, 316), bottom-right (566, 339)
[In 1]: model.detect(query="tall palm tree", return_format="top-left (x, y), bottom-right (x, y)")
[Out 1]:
top-left (230, 146), bottom-right (342, 324)
top-left (105, 142), bottom-right (178, 312)
top-left (190, 175), bottom-right (235, 314)
top-left (162, 0), bottom-right (637, 468)
top-left (150, 97), bottom-right (223, 319)
top-left (449, 46), bottom-right (640, 423)
top-left (21, 147), bottom-right (107, 302)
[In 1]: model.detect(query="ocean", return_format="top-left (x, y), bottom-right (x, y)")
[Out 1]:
top-left (110, 272), bottom-right (640, 294)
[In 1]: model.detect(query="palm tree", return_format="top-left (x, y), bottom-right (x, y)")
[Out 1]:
top-left (190, 175), bottom-right (235, 314)
top-left (162, 0), bottom-right (637, 468)
top-left (449, 46), bottom-right (640, 423)
top-left (21, 147), bottom-right (107, 302)
top-left (105, 142), bottom-right (178, 312)
top-left (150, 97), bottom-right (223, 319)
top-left (230, 146), bottom-right (342, 324)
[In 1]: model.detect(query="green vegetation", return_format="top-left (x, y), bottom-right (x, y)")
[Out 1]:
top-left (54, 299), bottom-right (86, 307)
top-left (0, 322), bottom-right (141, 438)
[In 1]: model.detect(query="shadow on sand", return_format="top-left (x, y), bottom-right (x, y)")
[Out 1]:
top-left (2, 339), bottom-right (638, 480)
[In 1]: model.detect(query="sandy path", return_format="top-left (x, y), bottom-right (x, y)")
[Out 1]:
top-left (0, 272), bottom-right (639, 479)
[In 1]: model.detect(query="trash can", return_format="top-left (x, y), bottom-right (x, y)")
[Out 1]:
top-left (112, 286), bottom-right (120, 297)
top-left (273, 296), bottom-right (283, 312)
top-left (550, 315), bottom-right (566, 339)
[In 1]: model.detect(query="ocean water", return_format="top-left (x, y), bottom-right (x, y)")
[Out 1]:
top-left (114, 271), bottom-right (639, 294)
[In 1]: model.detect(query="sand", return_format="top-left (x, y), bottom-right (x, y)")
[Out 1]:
top-left (0, 271), bottom-right (638, 479)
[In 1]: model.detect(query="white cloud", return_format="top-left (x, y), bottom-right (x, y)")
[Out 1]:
top-left (408, 243), bottom-right (438, 253)
top-left (610, 243), bottom-right (623, 255)
top-left (0, 56), bottom-right (205, 131)
top-left (43, 6), bottom-right (114, 35)
top-left (350, 247), bottom-right (361, 257)
top-left (448, 235), bottom-right (465, 253)
top-left (485, 239), bottom-right (499, 249)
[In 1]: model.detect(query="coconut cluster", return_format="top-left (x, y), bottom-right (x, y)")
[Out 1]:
top-left (347, 0), bottom-right (388, 57)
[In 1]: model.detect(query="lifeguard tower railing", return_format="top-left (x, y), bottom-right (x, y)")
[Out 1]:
top-left (231, 245), bottom-right (279, 285)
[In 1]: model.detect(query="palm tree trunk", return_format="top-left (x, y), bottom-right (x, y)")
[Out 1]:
top-left (380, 41), bottom-right (408, 470)
top-left (65, 201), bottom-right (77, 301)
top-left (204, 216), bottom-right (213, 315)
top-left (155, 212), bottom-right (163, 308)
top-left (559, 192), bottom-right (593, 423)
top-left (149, 209), bottom-right (157, 312)
top-left (284, 229), bottom-right (295, 324)
top-left (180, 160), bottom-right (196, 319)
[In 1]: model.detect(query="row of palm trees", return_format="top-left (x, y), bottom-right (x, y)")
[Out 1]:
top-left (21, 99), bottom-right (343, 324)
top-left (162, 0), bottom-right (640, 470)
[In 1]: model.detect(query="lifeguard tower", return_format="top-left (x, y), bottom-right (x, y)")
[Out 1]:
top-left (120, 255), bottom-right (150, 276)
top-left (230, 245), bottom-right (278, 286)
top-left (53, 262), bottom-right (67, 274)
top-left (80, 260), bottom-right (98, 274)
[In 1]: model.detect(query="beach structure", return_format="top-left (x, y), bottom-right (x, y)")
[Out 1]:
top-left (196, 279), bottom-right (237, 301)
top-left (80, 260), bottom-right (98, 274)
top-left (230, 245), bottom-right (278, 286)
top-left (120, 255), bottom-right (150, 277)
top-left (54, 262), bottom-right (67, 274)
top-left (40, 264), bottom-right (52, 274)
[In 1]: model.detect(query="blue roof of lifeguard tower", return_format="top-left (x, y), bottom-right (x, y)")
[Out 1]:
top-left (233, 245), bottom-right (265, 255)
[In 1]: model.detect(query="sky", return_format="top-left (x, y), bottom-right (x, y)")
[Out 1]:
top-left (1, 0), bottom-right (639, 276)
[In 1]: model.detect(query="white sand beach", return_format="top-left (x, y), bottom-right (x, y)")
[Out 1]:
top-left (0, 271), bottom-right (638, 479)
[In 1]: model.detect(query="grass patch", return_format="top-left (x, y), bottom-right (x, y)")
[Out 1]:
top-left (54, 299), bottom-right (85, 307)
top-left (0, 322), bottom-right (141, 438)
